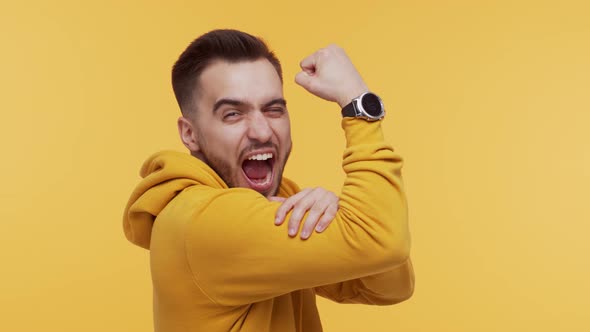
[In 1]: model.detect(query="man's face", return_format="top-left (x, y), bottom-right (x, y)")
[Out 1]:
top-left (190, 58), bottom-right (292, 197)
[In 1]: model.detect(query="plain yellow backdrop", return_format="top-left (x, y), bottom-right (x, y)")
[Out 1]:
top-left (1, 0), bottom-right (588, 331)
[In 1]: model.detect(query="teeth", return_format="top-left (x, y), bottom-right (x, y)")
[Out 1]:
top-left (247, 153), bottom-right (273, 161)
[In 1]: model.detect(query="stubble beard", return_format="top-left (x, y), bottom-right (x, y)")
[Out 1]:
top-left (196, 145), bottom-right (291, 197)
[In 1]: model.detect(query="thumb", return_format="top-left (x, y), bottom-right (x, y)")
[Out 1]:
top-left (294, 71), bottom-right (315, 91)
top-left (268, 196), bottom-right (286, 203)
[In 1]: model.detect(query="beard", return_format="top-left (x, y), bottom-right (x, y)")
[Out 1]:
top-left (195, 142), bottom-right (291, 197)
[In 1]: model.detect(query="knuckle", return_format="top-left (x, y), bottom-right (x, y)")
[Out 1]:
top-left (300, 194), bottom-right (315, 206)
top-left (327, 44), bottom-right (343, 54)
top-left (291, 205), bottom-right (303, 215)
top-left (288, 214), bottom-right (301, 226)
top-left (303, 214), bottom-right (318, 225)
top-left (277, 205), bottom-right (289, 214)
top-left (317, 48), bottom-right (329, 58)
top-left (323, 209), bottom-right (335, 219)
top-left (293, 201), bottom-right (307, 210)
top-left (310, 204), bottom-right (324, 213)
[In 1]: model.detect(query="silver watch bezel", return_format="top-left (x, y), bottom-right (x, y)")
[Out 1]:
top-left (353, 92), bottom-right (385, 121)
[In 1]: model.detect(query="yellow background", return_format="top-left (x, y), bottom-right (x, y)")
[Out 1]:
top-left (1, 0), bottom-right (588, 331)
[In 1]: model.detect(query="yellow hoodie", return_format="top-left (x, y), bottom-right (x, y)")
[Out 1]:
top-left (123, 118), bottom-right (414, 331)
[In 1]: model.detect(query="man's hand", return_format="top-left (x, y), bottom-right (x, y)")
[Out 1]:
top-left (270, 188), bottom-right (339, 240)
top-left (295, 44), bottom-right (369, 108)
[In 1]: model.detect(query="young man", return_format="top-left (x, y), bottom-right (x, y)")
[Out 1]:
top-left (123, 29), bottom-right (414, 331)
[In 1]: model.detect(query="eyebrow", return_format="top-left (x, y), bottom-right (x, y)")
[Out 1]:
top-left (212, 98), bottom-right (287, 113)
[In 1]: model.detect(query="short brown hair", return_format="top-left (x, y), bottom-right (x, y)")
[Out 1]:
top-left (172, 29), bottom-right (283, 116)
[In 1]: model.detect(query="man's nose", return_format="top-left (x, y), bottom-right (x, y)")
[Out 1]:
top-left (246, 111), bottom-right (273, 143)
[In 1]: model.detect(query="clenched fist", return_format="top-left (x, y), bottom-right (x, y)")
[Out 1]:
top-left (295, 45), bottom-right (369, 108)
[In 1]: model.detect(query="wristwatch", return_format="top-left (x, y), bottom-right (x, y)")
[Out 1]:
top-left (341, 92), bottom-right (385, 121)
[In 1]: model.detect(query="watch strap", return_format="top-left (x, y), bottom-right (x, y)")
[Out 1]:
top-left (341, 101), bottom-right (357, 118)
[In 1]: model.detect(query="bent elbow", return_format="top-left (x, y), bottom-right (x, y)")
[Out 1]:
top-left (397, 277), bottom-right (415, 303)
top-left (372, 200), bottom-right (411, 267)
top-left (381, 231), bottom-right (411, 267)
top-left (379, 284), bottom-right (414, 306)
top-left (379, 260), bottom-right (416, 306)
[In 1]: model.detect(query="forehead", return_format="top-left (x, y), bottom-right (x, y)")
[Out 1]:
top-left (197, 58), bottom-right (283, 107)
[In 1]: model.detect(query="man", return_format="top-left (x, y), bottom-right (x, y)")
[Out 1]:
top-left (123, 29), bottom-right (414, 331)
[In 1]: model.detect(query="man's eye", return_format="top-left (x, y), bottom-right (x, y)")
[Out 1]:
top-left (223, 111), bottom-right (240, 119)
top-left (266, 108), bottom-right (285, 115)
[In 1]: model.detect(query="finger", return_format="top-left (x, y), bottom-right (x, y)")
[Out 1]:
top-left (268, 196), bottom-right (286, 203)
top-left (291, 188), bottom-right (329, 239)
top-left (300, 200), bottom-right (330, 240)
top-left (286, 190), bottom-right (320, 237)
top-left (315, 203), bottom-right (338, 233)
top-left (275, 188), bottom-right (312, 225)
top-left (294, 71), bottom-right (314, 90)
top-left (299, 53), bottom-right (317, 74)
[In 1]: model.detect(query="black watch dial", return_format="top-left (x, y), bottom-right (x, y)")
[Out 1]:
top-left (361, 93), bottom-right (383, 117)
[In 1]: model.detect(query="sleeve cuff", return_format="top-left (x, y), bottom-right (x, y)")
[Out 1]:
top-left (341, 118), bottom-right (385, 148)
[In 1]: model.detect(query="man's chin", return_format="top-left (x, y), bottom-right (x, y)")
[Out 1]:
top-left (237, 175), bottom-right (279, 197)
top-left (248, 180), bottom-right (280, 198)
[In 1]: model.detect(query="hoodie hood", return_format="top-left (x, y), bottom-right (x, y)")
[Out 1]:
top-left (123, 150), bottom-right (298, 249)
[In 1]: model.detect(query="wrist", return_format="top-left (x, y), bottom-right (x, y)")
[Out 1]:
top-left (337, 86), bottom-right (369, 108)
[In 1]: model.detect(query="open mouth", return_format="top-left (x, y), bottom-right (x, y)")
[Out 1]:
top-left (241, 152), bottom-right (275, 193)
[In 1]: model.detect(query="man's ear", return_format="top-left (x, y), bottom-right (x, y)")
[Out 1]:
top-left (177, 116), bottom-right (200, 153)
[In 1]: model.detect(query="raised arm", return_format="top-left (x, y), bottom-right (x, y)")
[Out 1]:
top-left (175, 45), bottom-right (410, 306)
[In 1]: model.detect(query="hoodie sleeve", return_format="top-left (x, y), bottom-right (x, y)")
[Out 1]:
top-left (176, 118), bottom-right (411, 306)
top-left (313, 258), bottom-right (415, 305)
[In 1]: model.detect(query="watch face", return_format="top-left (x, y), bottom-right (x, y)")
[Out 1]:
top-left (361, 93), bottom-right (383, 117)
